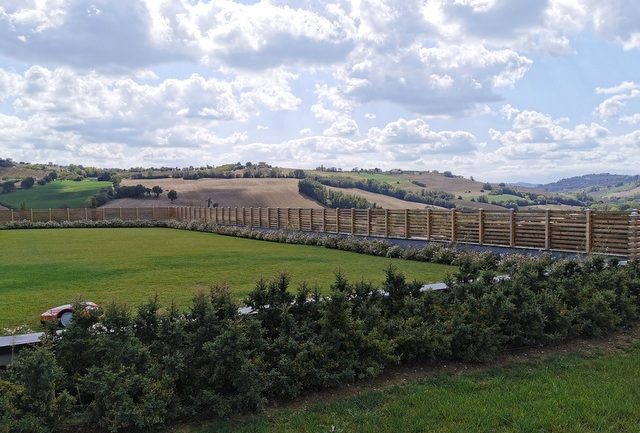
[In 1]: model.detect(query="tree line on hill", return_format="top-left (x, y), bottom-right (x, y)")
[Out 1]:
top-left (1, 254), bottom-right (639, 432)
top-left (93, 184), bottom-right (179, 206)
top-left (472, 184), bottom-right (593, 209)
top-left (312, 176), bottom-right (456, 209)
top-left (298, 178), bottom-right (377, 209)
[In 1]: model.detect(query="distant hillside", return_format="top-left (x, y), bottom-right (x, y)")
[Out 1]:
top-left (510, 182), bottom-right (541, 188)
top-left (542, 173), bottom-right (640, 192)
top-left (0, 180), bottom-right (112, 209)
top-left (105, 178), bottom-right (321, 209)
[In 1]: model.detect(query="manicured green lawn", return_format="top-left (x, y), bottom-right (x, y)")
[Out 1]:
top-left (0, 228), bottom-right (454, 330)
top-left (0, 180), bottom-right (112, 209)
top-left (187, 344), bottom-right (640, 433)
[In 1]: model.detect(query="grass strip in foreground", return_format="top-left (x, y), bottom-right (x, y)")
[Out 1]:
top-left (188, 343), bottom-right (640, 433)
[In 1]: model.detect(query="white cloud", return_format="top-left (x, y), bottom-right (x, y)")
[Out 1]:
top-left (595, 81), bottom-right (640, 95)
top-left (491, 109), bottom-right (608, 153)
top-left (620, 113), bottom-right (640, 125)
top-left (0, 0), bottom-right (356, 71)
top-left (368, 118), bottom-right (477, 159)
top-left (0, 65), bottom-right (298, 164)
top-left (340, 43), bottom-right (532, 115)
top-left (593, 81), bottom-right (640, 120)
top-left (0, 0), bottom-right (189, 70)
top-left (584, 0), bottom-right (640, 50)
top-left (324, 118), bottom-right (359, 137)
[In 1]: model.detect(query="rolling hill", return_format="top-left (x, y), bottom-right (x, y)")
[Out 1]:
top-left (104, 178), bottom-right (322, 209)
top-left (542, 173), bottom-right (640, 192)
top-left (0, 180), bottom-right (112, 209)
top-left (325, 186), bottom-right (443, 209)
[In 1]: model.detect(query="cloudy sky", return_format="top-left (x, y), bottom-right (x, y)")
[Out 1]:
top-left (1, 0), bottom-right (639, 182)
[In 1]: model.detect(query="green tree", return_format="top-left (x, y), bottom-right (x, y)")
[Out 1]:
top-left (21, 177), bottom-right (36, 189)
top-left (1, 181), bottom-right (16, 193)
top-left (167, 190), bottom-right (178, 203)
top-left (152, 185), bottom-right (163, 198)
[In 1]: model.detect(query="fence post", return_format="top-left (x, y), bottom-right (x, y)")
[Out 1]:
top-left (11, 209), bottom-right (14, 222)
top-left (385, 209), bottom-right (389, 237)
top-left (351, 208), bottom-right (355, 235)
top-left (585, 209), bottom-right (592, 253)
top-left (404, 209), bottom-right (409, 239)
top-left (49, 208), bottom-right (52, 221)
top-left (545, 210), bottom-right (551, 250)
top-left (450, 209), bottom-right (456, 242)
top-left (31, 208), bottom-right (34, 222)
top-left (298, 208), bottom-right (302, 231)
top-left (103, 208), bottom-right (106, 220)
top-left (66, 208), bottom-right (69, 222)
top-left (322, 208), bottom-right (326, 233)
top-left (367, 209), bottom-right (371, 236)
top-left (426, 209), bottom-right (431, 240)
top-left (85, 208), bottom-right (88, 220)
top-left (478, 209), bottom-right (484, 245)
top-left (136, 207), bottom-right (139, 220)
top-left (509, 209), bottom-right (515, 247)
top-left (119, 208), bottom-right (122, 220)
top-left (630, 209), bottom-right (639, 259)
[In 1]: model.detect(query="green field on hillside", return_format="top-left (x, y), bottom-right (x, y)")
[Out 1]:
top-left (0, 228), bottom-right (454, 329)
top-left (189, 344), bottom-right (640, 433)
top-left (462, 193), bottom-right (529, 204)
top-left (0, 180), bottom-right (112, 209)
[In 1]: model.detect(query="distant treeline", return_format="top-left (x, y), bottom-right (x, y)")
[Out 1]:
top-left (298, 179), bottom-right (376, 209)
top-left (313, 176), bottom-right (456, 209)
top-left (479, 185), bottom-right (592, 209)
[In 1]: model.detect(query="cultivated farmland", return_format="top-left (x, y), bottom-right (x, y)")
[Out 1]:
top-left (325, 186), bottom-right (442, 209)
top-left (0, 179), bottom-right (112, 209)
top-left (104, 178), bottom-right (321, 208)
top-left (0, 228), bottom-right (454, 329)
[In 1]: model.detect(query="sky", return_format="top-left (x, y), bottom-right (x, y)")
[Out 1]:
top-left (0, 1), bottom-right (639, 182)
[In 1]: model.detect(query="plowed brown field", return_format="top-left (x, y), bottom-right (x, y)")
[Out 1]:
top-left (102, 178), bottom-right (321, 208)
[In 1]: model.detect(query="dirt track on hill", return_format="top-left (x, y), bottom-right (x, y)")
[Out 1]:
top-left (102, 178), bottom-right (322, 209)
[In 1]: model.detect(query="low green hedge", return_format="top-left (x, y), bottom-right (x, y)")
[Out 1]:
top-left (1, 251), bottom-right (639, 432)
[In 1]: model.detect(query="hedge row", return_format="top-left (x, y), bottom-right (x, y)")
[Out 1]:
top-left (1, 254), bottom-right (639, 432)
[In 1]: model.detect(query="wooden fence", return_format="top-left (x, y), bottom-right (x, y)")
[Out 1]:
top-left (1, 207), bottom-right (639, 258)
